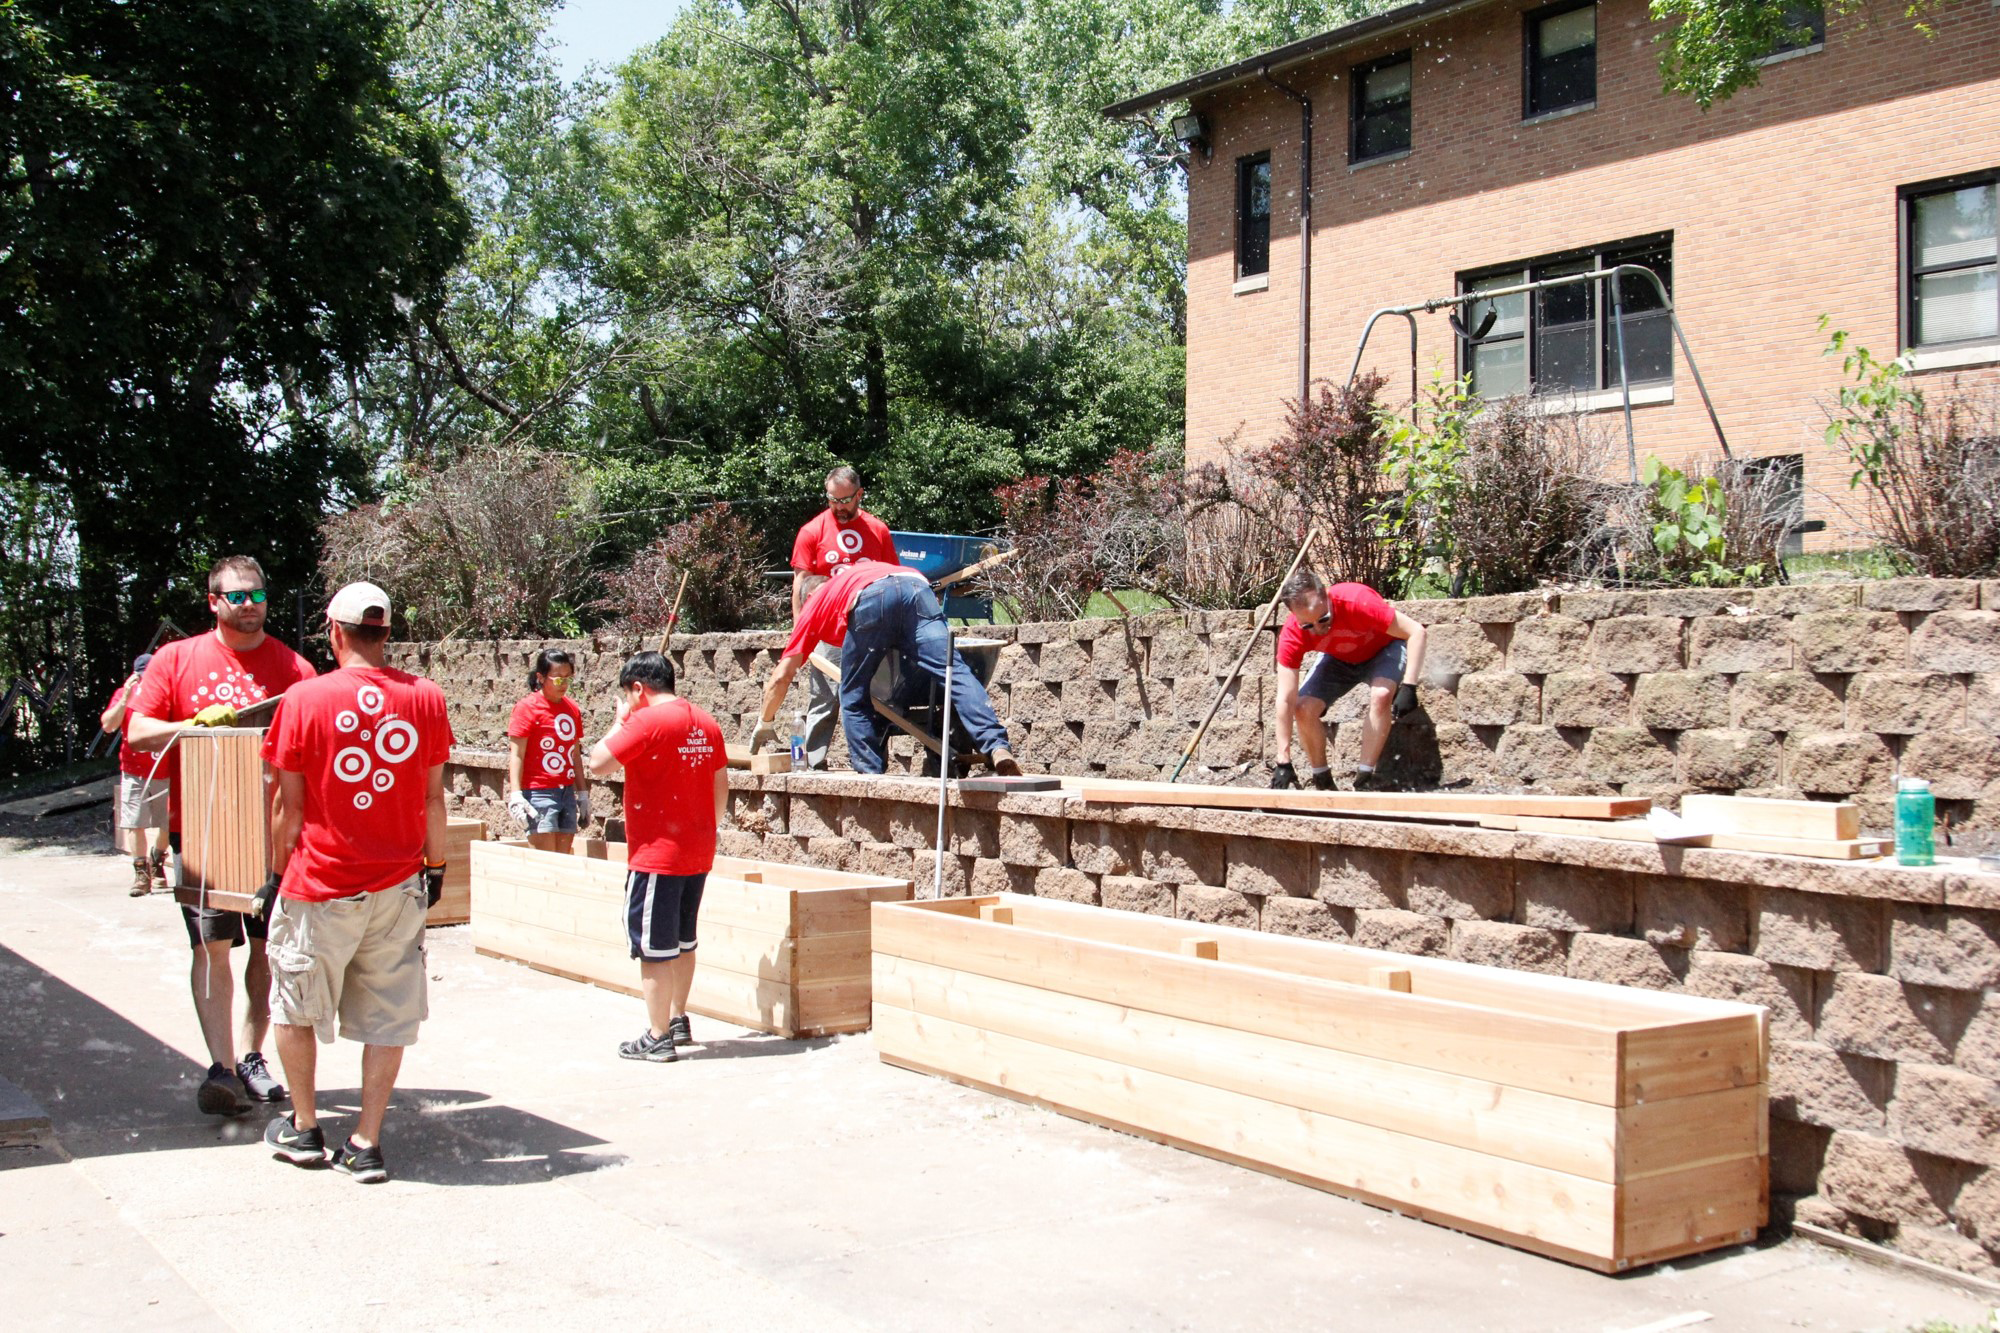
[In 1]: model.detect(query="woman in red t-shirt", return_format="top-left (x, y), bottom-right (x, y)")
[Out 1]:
top-left (506, 648), bottom-right (589, 853)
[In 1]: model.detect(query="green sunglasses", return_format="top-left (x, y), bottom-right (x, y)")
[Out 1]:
top-left (218, 589), bottom-right (268, 606)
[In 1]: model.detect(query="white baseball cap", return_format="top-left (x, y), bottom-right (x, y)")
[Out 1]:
top-left (326, 581), bottom-right (392, 626)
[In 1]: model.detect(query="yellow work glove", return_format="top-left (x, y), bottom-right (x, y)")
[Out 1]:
top-left (190, 703), bottom-right (238, 727)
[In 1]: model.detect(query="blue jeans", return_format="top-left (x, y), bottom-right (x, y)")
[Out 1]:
top-left (524, 787), bottom-right (577, 834)
top-left (839, 576), bottom-right (1009, 775)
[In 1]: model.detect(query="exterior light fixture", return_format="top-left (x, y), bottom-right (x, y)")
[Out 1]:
top-left (1171, 112), bottom-right (1209, 161)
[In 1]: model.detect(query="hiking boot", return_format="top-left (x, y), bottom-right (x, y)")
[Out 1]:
top-left (332, 1138), bottom-right (389, 1184)
top-left (196, 1063), bottom-right (251, 1117)
top-left (130, 858), bottom-right (152, 897)
top-left (990, 748), bottom-right (1023, 778)
top-left (667, 1015), bottom-right (693, 1048)
top-left (264, 1113), bottom-right (327, 1167)
top-left (618, 1029), bottom-right (678, 1063)
top-left (236, 1052), bottom-right (286, 1103)
top-left (149, 848), bottom-right (169, 892)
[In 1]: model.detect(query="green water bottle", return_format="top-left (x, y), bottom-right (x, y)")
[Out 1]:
top-left (1895, 777), bottom-right (1935, 867)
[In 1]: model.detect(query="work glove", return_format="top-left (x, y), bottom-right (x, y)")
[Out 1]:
top-left (576, 791), bottom-right (592, 828)
top-left (1269, 761), bottom-right (1298, 790)
top-left (747, 719), bottom-right (779, 754)
top-left (191, 703), bottom-right (237, 727)
top-left (1309, 769), bottom-right (1336, 792)
top-left (507, 790), bottom-right (535, 829)
top-left (1392, 683), bottom-right (1420, 719)
top-left (251, 871), bottom-right (282, 921)
top-left (422, 862), bottom-right (446, 909)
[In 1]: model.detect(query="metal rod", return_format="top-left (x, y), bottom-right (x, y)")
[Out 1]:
top-left (1170, 524), bottom-right (1319, 783)
top-left (934, 625), bottom-right (953, 899)
top-left (1608, 270), bottom-right (1638, 484)
top-left (656, 568), bottom-right (692, 656)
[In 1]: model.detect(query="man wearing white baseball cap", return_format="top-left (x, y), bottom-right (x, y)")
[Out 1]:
top-left (258, 581), bottom-right (454, 1183)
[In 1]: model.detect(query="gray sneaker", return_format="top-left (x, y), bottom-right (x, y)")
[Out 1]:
top-left (236, 1052), bottom-right (286, 1103)
top-left (197, 1063), bottom-right (251, 1117)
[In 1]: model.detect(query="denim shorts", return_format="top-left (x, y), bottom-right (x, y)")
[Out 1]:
top-left (524, 787), bottom-right (577, 834)
top-left (1300, 639), bottom-right (1407, 706)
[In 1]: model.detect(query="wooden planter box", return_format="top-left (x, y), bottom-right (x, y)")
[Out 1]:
top-left (175, 728), bottom-right (268, 913)
top-left (471, 841), bottom-right (911, 1037)
top-left (426, 818), bottom-right (487, 927)
top-left (871, 893), bottom-right (1768, 1273)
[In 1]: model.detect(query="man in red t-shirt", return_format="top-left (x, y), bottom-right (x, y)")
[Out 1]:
top-left (259, 581), bottom-right (453, 1182)
top-left (586, 649), bottom-right (728, 1062)
top-left (752, 559), bottom-right (1018, 776)
top-left (788, 466), bottom-right (895, 769)
top-left (100, 651), bottom-right (170, 895)
top-left (1270, 569), bottom-right (1429, 792)
top-left (127, 554), bottom-right (317, 1116)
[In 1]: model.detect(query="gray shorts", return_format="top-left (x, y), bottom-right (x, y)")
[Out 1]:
top-left (525, 787), bottom-right (577, 834)
top-left (1300, 639), bottom-right (1407, 707)
top-left (267, 877), bottom-right (429, 1046)
top-left (117, 773), bottom-right (169, 831)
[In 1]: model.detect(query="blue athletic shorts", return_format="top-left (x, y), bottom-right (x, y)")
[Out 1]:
top-left (625, 871), bottom-right (706, 961)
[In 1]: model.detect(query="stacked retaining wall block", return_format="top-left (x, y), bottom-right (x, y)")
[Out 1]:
top-left (395, 578), bottom-right (2000, 831)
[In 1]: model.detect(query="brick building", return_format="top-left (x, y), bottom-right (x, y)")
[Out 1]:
top-left (1107, 0), bottom-right (2000, 545)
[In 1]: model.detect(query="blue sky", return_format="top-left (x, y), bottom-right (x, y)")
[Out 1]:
top-left (547, 0), bottom-right (687, 82)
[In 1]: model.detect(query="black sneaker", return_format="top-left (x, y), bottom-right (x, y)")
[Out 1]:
top-left (196, 1063), bottom-right (251, 1117)
top-left (332, 1138), bottom-right (389, 1184)
top-left (236, 1052), bottom-right (286, 1103)
top-left (619, 1029), bottom-right (678, 1062)
top-left (667, 1015), bottom-right (693, 1048)
top-left (264, 1113), bottom-right (327, 1167)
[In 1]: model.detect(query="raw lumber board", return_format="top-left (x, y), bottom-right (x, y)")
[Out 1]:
top-left (1678, 794), bottom-right (1860, 841)
top-left (425, 817), bottom-right (485, 927)
top-left (725, 744), bottom-right (792, 774)
top-left (1070, 777), bottom-right (1650, 820)
top-left (871, 894), bottom-right (1765, 1271)
top-left (0, 775), bottom-right (116, 819)
top-left (955, 775), bottom-right (1064, 794)
top-left (1482, 814), bottom-right (1890, 860)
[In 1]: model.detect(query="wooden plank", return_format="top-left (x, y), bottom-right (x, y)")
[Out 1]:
top-left (873, 952), bottom-right (1624, 1181)
top-left (1679, 794), bottom-right (1860, 841)
top-left (1620, 1017), bottom-right (1765, 1103)
top-left (1484, 814), bottom-right (1889, 860)
top-left (871, 1005), bottom-right (1620, 1262)
top-left (1616, 1154), bottom-right (1765, 1266)
top-left (1368, 966), bottom-right (1411, 992)
top-left (793, 977), bottom-right (876, 1035)
top-left (688, 966), bottom-right (798, 1036)
top-left (426, 817), bottom-right (485, 926)
top-left (980, 895), bottom-right (1747, 1031)
top-left (725, 744), bottom-right (793, 775)
top-left (1071, 777), bottom-right (1650, 821)
top-left (1617, 1084), bottom-right (1767, 1179)
top-left (711, 855), bottom-right (907, 893)
top-left (871, 902), bottom-right (1629, 1103)
top-left (796, 882), bottom-right (916, 935)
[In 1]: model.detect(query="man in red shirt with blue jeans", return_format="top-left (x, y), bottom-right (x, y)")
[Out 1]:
top-left (789, 466), bottom-right (896, 768)
top-left (259, 582), bottom-right (453, 1182)
top-left (1271, 570), bottom-right (1428, 791)
top-left (586, 650), bottom-right (729, 1062)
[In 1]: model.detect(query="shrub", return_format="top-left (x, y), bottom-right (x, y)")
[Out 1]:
top-left (1824, 328), bottom-right (2000, 577)
top-left (1241, 374), bottom-right (1396, 592)
top-left (1444, 398), bottom-right (1622, 594)
top-left (320, 446), bottom-right (600, 638)
top-left (594, 504), bottom-right (786, 634)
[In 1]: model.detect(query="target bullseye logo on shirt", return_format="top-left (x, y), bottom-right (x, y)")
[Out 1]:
top-left (331, 684), bottom-right (422, 811)
top-left (508, 689), bottom-right (581, 788)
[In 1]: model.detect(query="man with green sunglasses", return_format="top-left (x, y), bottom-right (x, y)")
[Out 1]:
top-left (128, 554), bottom-right (317, 1117)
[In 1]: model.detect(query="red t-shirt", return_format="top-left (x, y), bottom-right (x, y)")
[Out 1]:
top-left (782, 559), bottom-right (921, 658)
top-left (790, 508), bottom-right (896, 578)
top-left (508, 692), bottom-right (583, 790)
top-left (606, 696), bottom-right (727, 876)
top-left (104, 684), bottom-right (151, 777)
top-left (262, 666), bottom-right (455, 902)
top-left (1275, 583), bottom-right (1398, 668)
top-left (131, 630), bottom-right (318, 829)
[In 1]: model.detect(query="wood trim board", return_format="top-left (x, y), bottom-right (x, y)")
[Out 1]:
top-left (1480, 814), bottom-right (1890, 860)
top-left (1068, 778), bottom-right (1651, 820)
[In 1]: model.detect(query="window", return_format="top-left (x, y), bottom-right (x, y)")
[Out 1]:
top-left (1350, 53), bottom-right (1412, 163)
top-left (1237, 154), bottom-right (1271, 280)
top-left (1904, 175), bottom-right (1998, 349)
top-left (1459, 237), bottom-right (1674, 399)
top-left (1764, 0), bottom-right (1825, 57)
top-left (1525, 0), bottom-right (1595, 119)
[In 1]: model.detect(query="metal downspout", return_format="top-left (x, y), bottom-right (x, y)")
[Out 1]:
top-left (1261, 66), bottom-right (1312, 406)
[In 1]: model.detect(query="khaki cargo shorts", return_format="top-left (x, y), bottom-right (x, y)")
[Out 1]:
top-left (267, 877), bottom-right (429, 1046)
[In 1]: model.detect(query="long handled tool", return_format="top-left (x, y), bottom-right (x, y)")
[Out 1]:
top-left (656, 568), bottom-right (692, 655)
top-left (933, 625), bottom-right (954, 900)
top-left (1168, 524), bottom-right (1319, 783)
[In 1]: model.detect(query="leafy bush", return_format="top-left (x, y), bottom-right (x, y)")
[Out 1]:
top-left (319, 446), bottom-right (600, 639)
top-left (1448, 400), bottom-right (1623, 593)
top-left (1824, 328), bottom-right (2000, 578)
top-left (1242, 374), bottom-right (1396, 592)
top-left (593, 503), bottom-right (786, 635)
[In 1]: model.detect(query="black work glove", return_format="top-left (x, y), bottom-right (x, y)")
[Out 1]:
top-left (1270, 762), bottom-right (1298, 790)
top-left (251, 871), bottom-right (282, 921)
top-left (1392, 683), bottom-right (1420, 719)
top-left (422, 862), bottom-right (446, 909)
top-left (1309, 768), bottom-right (1336, 792)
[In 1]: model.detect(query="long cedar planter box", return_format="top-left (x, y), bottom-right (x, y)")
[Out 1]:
top-left (427, 818), bottom-right (486, 926)
top-left (471, 840), bottom-right (911, 1037)
top-left (870, 893), bottom-right (1768, 1273)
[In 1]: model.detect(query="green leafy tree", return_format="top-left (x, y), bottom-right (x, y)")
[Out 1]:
top-left (1653, 0), bottom-right (1943, 107)
top-left (0, 0), bottom-right (466, 684)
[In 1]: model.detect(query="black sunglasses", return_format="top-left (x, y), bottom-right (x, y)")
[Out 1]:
top-left (218, 589), bottom-right (268, 606)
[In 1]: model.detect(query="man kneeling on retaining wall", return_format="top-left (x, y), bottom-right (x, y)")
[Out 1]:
top-left (1271, 569), bottom-right (1428, 792)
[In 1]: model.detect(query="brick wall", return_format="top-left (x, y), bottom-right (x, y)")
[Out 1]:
top-left (1183, 0), bottom-right (2000, 546)
top-left (398, 576), bottom-right (2000, 833)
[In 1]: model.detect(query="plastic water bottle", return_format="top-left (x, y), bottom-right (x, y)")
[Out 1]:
top-left (789, 734), bottom-right (806, 768)
top-left (1895, 777), bottom-right (1935, 867)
